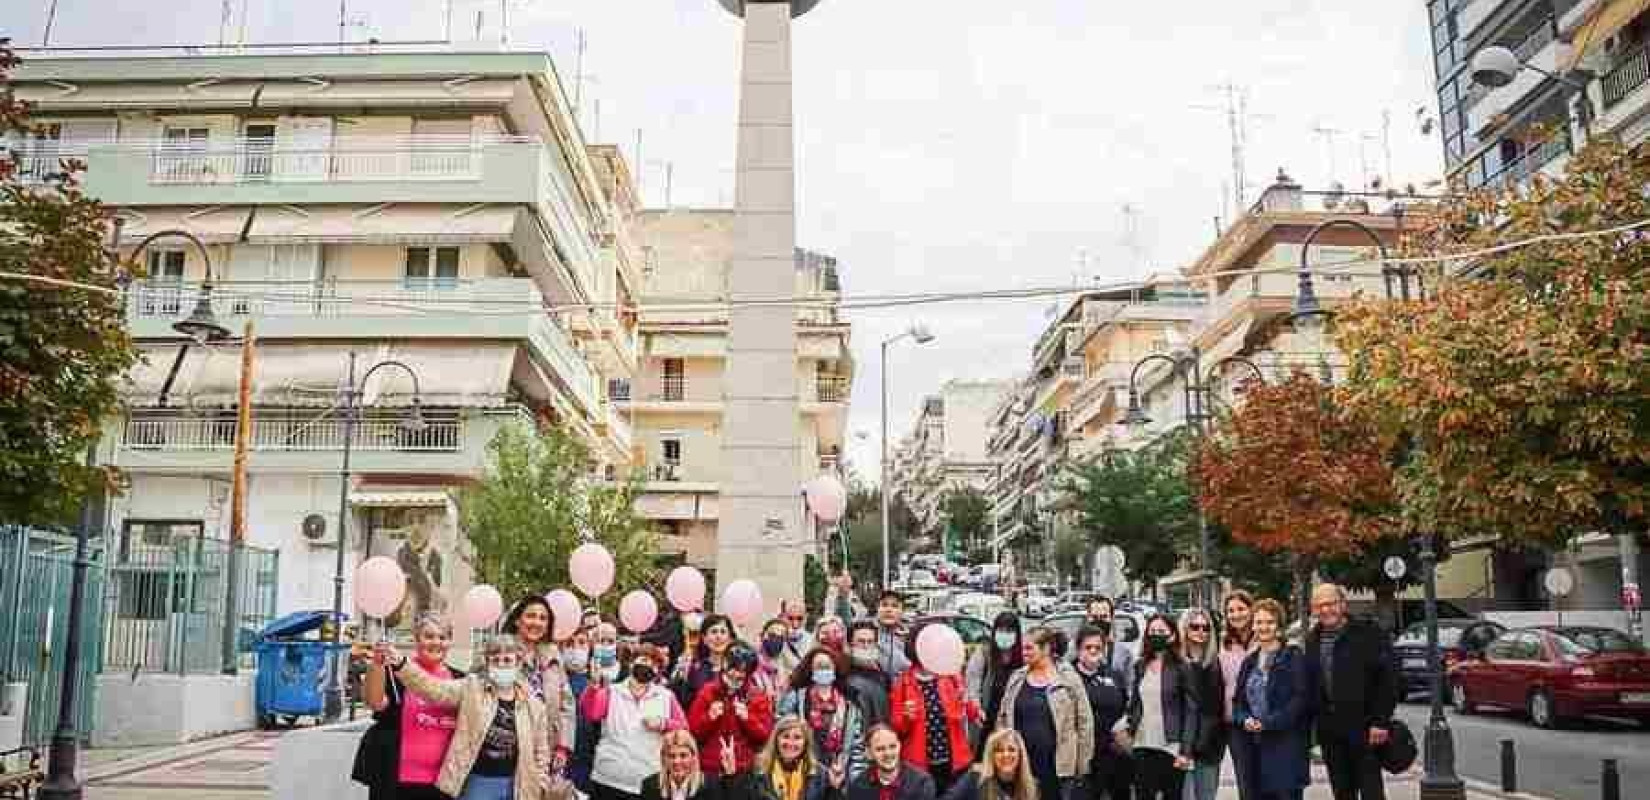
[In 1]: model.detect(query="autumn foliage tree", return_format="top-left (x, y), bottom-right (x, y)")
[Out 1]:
top-left (1335, 137), bottom-right (1650, 546)
top-left (1194, 372), bottom-right (1401, 593)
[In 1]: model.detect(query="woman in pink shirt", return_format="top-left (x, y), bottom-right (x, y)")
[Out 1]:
top-left (1219, 590), bottom-right (1257, 800)
top-left (352, 613), bottom-right (464, 800)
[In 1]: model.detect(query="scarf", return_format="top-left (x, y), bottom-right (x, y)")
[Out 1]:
top-left (769, 760), bottom-right (807, 800)
top-left (804, 689), bottom-right (846, 760)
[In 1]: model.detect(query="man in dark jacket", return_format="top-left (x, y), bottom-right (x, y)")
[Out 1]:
top-left (847, 620), bottom-right (891, 726)
top-left (1303, 583), bottom-right (1398, 800)
top-left (1073, 625), bottom-right (1132, 800)
top-left (848, 726), bottom-right (936, 800)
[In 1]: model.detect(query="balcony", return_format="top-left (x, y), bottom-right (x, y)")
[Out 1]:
top-left (812, 375), bottom-right (850, 404)
top-left (1480, 131), bottom-right (1571, 191)
top-left (83, 136), bottom-right (546, 208)
top-left (1603, 45), bottom-right (1649, 111)
top-left (597, 402), bottom-right (634, 458)
top-left (108, 406), bottom-right (532, 475)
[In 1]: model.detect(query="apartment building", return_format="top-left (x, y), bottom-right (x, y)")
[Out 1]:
top-left (11, 48), bottom-right (640, 621)
top-left (888, 381), bottom-right (1012, 545)
top-left (624, 209), bottom-right (852, 583)
top-left (1427, 0), bottom-right (1650, 191)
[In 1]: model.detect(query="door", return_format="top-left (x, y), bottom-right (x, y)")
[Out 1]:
top-left (0, 527), bottom-right (104, 746)
top-left (275, 117), bottom-right (333, 182)
top-left (144, 249), bottom-right (187, 316)
top-left (156, 126), bottom-right (209, 182)
top-left (242, 123), bottom-right (276, 182)
top-left (1478, 635), bottom-right (1521, 707)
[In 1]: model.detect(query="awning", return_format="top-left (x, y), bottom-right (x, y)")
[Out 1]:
top-left (123, 342), bottom-right (517, 408)
top-left (647, 333), bottom-right (725, 358)
top-left (349, 490), bottom-right (451, 508)
top-left (117, 206), bottom-right (253, 245)
top-left (248, 204), bottom-right (522, 244)
top-left (1562, 0), bottom-right (1650, 70)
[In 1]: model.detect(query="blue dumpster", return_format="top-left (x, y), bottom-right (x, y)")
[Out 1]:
top-left (254, 610), bottom-right (348, 728)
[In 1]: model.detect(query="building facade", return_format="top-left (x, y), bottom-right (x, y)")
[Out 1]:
top-left (888, 381), bottom-right (1011, 548)
top-left (12, 49), bottom-right (640, 628)
top-left (626, 208), bottom-right (851, 589)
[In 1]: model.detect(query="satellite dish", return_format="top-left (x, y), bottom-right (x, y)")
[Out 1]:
top-left (302, 513), bottom-right (328, 541)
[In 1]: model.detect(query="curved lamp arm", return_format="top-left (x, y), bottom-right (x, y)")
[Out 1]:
top-left (356, 359), bottom-right (427, 430)
top-left (1121, 352), bottom-right (1186, 426)
top-left (1295, 218), bottom-right (1391, 316)
top-left (128, 228), bottom-right (217, 283)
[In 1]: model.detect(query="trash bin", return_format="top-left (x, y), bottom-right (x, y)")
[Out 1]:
top-left (254, 610), bottom-right (349, 728)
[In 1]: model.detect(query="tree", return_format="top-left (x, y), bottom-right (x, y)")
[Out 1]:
top-left (460, 423), bottom-right (659, 606)
top-left (0, 41), bottom-right (139, 527)
top-left (839, 478), bottom-right (916, 594)
top-left (1335, 137), bottom-right (1650, 546)
top-left (1058, 432), bottom-right (1199, 596)
top-left (1051, 525), bottom-right (1090, 589)
top-left (940, 486), bottom-right (991, 561)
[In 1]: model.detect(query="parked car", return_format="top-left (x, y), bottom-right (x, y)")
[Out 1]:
top-left (916, 612), bottom-right (993, 649)
top-left (1036, 610), bottom-right (1143, 656)
top-left (1449, 626), bottom-right (1650, 728)
top-left (1019, 584), bottom-right (1060, 617)
top-left (1393, 619), bottom-right (1505, 698)
top-left (952, 592), bottom-right (1009, 622)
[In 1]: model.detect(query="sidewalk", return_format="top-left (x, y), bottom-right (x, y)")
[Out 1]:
top-left (1213, 764), bottom-right (1548, 800)
top-left (81, 730), bottom-right (279, 800)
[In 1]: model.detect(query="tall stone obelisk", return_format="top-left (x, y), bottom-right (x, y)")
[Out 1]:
top-left (715, 0), bottom-right (819, 617)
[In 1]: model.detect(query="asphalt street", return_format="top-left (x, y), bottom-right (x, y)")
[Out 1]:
top-left (1395, 700), bottom-right (1650, 800)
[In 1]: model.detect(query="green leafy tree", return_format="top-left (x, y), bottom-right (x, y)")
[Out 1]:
top-left (0, 41), bottom-right (139, 527)
top-left (1051, 525), bottom-right (1090, 589)
top-left (840, 478), bottom-right (914, 593)
top-left (940, 486), bottom-right (991, 562)
top-left (460, 423), bottom-right (658, 606)
top-left (1058, 432), bottom-right (1199, 596)
top-left (1335, 137), bottom-right (1650, 546)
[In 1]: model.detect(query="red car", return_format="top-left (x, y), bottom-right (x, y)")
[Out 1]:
top-left (1449, 626), bottom-right (1650, 728)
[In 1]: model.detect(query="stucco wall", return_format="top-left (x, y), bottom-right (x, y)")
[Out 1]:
top-left (273, 720), bottom-right (370, 800)
top-left (0, 684), bottom-right (25, 752)
top-left (92, 674), bottom-right (255, 747)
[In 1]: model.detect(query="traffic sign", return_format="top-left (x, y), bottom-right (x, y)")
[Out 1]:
top-left (1543, 567), bottom-right (1574, 598)
top-left (1383, 556), bottom-right (1407, 581)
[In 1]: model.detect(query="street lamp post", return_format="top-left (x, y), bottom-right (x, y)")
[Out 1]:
top-left (1121, 353), bottom-right (1263, 610)
top-left (1295, 217), bottom-right (1463, 800)
top-left (322, 353), bottom-right (427, 722)
top-left (880, 324), bottom-right (934, 589)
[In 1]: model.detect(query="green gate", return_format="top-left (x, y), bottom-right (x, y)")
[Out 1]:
top-left (0, 526), bottom-right (105, 746)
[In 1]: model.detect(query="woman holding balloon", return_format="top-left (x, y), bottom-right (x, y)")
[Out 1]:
top-left (351, 612), bottom-right (465, 800)
top-left (889, 622), bottom-right (978, 794)
top-left (675, 613), bottom-right (741, 707)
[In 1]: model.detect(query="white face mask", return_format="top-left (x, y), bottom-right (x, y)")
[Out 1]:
top-left (490, 666), bottom-right (520, 689)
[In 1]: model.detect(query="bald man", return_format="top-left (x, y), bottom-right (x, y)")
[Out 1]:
top-left (1302, 583), bottom-right (1398, 800)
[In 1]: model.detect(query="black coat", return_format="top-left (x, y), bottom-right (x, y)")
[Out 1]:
top-left (1302, 618), bottom-right (1398, 738)
top-left (940, 770), bottom-right (1041, 800)
top-left (1075, 663), bottom-right (1130, 765)
top-left (1125, 658), bottom-right (1199, 758)
top-left (642, 773), bottom-right (737, 800)
top-left (350, 663), bottom-right (465, 792)
top-left (847, 765), bottom-right (935, 800)
top-left (846, 664), bottom-right (890, 728)
top-left (720, 768), bottom-right (840, 800)
top-left (1184, 659), bottom-right (1226, 762)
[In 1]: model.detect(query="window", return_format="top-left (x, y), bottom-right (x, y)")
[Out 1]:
top-left (661, 358), bottom-right (685, 401)
top-left (156, 126), bottom-right (210, 181)
top-left (144, 249), bottom-right (187, 315)
top-left (18, 122), bottom-right (62, 179)
top-left (404, 246), bottom-right (460, 290)
top-left (661, 437), bottom-right (682, 467)
top-left (243, 123), bottom-right (276, 181)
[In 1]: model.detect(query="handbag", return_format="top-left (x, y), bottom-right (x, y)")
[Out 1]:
top-left (1376, 719), bottom-right (1418, 775)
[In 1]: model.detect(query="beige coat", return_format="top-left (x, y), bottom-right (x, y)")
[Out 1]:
top-left (995, 663), bottom-right (1096, 778)
top-left (399, 663), bottom-right (551, 800)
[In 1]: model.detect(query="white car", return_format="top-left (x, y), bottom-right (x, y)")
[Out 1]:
top-left (952, 592), bottom-right (1009, 621)
top-left (1020, 584), bottom-right (1059, 617)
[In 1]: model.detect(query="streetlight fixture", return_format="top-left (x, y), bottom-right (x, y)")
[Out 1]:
top-left (323, 353), bottom-right (427, 722)
top-left (1119, 352), bottom-right (1264, 609)
top-left (1469, 45), bottom-right (1594, 130)
top-left (122, 229), bottom-right (235, 345)
top-left (880, 323), bottom-right (935, 589)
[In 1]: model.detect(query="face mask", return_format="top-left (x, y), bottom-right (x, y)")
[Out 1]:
top-left (812, 668), bottom-right (836, 687)
top-left (851, 646), bottom-right (880, 664)
top-left (563, 648), bottom-right (590, 672)
top-left (490, 666), bottom-right (519, 689)
top-left (1147, 633), bottom-right (1172, 651)
top-left (994, 631), bottom-right (1017, 649)
top-left (761, 637), bottom-right (786, 658)
top-left (631, 663), bottom-right (657, 684)
top-left (594, 644), bottom-right (618, 667)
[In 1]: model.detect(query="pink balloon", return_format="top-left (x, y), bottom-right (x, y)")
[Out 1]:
top-left (916, 624), bottom-right (966, 676)
top-left (720, 579), bottom-right (764, 626)
top-left (619, 590), bottom-right (659, 633)
top-left (461, 585), bottom-right (504, 630)
top-left (803, 474), bottom-right (848, 523)
top-left (354, 556), bottom-right (406, 619)
top-left (544, 589), bottom-right (582, 641)
top-left (665, 566), bottom-right (706, 612)
top-left (569, 543), bottom-right (615, 597)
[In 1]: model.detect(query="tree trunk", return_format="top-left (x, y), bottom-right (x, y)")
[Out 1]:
top-left (1293, 557), bottom-right (1316, 629)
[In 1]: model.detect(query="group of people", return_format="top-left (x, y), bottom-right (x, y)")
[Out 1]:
top-left (350, 575), bottom-right (1398, 800)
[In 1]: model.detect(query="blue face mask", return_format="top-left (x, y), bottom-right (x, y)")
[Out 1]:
top-left (594, 644), bottom-right (618, 667)
top-left (812, 668), bottom-right (836, 687)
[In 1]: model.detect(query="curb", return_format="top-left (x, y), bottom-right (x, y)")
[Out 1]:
top-left (83, 731), bottom-right (265, 783)
top-left (1461, 776), bottom-right (1562, 800)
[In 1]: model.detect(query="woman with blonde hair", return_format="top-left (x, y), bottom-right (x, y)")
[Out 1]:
top-left (939, 729), bottom-right (1039, 800)
top-left (387, 634), bottom-right (555, 800)
top-left (1178, 608), bottom-right (1225, 800)
top-left (641, 730), bottom-right (722, 800)
top-left (725, 715), bottom-right (846, 800)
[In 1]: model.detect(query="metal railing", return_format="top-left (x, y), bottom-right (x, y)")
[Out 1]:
top-left (120, 409), bottom-right (463, 453)
top-left (659, 375), bottom-right (687, 402)
top-left (127, 277), bottom-right (544, 320)
top-left (132, 135), bottom-right (536, 185)
top-left (101, 534), bottom-right (279, 675)
top-left (1604, 45), bottom-right (1650, 110)
top-left (1480, 130), bottom-right (1571, 190)
top-left (814, 375), bottom-right (850, 403)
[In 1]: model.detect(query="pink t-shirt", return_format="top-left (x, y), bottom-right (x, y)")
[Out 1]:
top-left (399, 663), bottom-right (460, 785)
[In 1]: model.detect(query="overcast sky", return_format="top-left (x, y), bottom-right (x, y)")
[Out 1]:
top-left (11, 0), bottom-right (1445, 482)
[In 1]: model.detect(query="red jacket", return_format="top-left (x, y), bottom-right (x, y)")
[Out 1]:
top-left (686, 678), bottom-right (774, 775)
top-left (888, 671), bottom-right (976, 772)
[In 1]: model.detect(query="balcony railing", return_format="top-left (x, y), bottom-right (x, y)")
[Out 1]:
top-left (1512, 17), bottom-right (1556, 65)
top-left (814, 375), bottom-right (850, 403)
top-left (1604, 45), bottom-right (1650, 111)
top-left (120, 409), bottom-right (463, 453)
top-left (659, 375), bottom-right (687, 402)
top-left (126, 277), bottom-right (542, 320)
top-left (127, 135), bottom-right (535, 186)
top-left (1481, 131), bottom-right (1571, 191)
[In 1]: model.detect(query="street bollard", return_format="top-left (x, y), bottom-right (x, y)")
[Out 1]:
top-left (1601, 758), bottom-right (1619, 800)
top-left (1500, 739), bottom-right (1517, 793)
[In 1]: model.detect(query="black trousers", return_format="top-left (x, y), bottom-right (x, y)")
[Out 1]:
top-left (1130, 750), bottom-right (1183, 800)
top-left (1319, 729), bottom-right (1385, 800)
top-left (592, 781), bottom-right (645, 800)
top-left (369, 783), bottom-right (449, 800)
top-left (930, 763), bottom-right (957, 797)
top-left (1088, 749), bottom-right (1133, 800)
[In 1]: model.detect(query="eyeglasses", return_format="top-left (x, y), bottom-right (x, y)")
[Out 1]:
top-left (1188, 624), bottom-right (1211, 632)
top-left (785, 616), bottom-right (806, 624)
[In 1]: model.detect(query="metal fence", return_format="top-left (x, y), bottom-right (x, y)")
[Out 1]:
top-left (0, 526), bottom-right (105, 745)
top-left (100, 535), bottom-right (279, 675)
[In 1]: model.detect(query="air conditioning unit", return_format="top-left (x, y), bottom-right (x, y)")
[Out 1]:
top-left (301, 513), bottom-right (328, 542)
